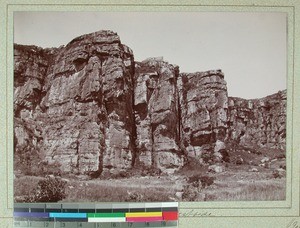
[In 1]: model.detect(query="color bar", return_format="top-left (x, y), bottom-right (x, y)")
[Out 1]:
top-left (49, 213), bottom-right (87, 218)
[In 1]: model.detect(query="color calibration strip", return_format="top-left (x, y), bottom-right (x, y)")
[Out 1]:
top-left (14, 202), bottom-right (178, 227)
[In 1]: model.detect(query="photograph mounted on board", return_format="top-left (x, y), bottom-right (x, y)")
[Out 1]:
top-left (13, 11), bottom-right (287, 203)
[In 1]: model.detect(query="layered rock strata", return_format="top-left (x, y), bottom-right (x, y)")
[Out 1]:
top-left (134, 58), bottom-right (183, 173)
top-left (178, 70), bottom-right (228, 162)
top-left (13, 30), bottom-right (286, 175)
top-left (15, 31), bottom-right (136, 175)
top-left (227, 90), bottom-right (286, 150)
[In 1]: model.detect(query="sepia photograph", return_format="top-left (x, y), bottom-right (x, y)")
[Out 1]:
top-left (13, 11), bottom-right (287, 203)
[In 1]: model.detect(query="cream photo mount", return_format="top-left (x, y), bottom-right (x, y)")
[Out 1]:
top-left (1, 1), bottom-right (299, 228)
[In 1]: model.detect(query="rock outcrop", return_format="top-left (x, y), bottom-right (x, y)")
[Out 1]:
top-left (134, 58), bottom-right (183, 173)
top-left (227, 90), bottom-right (286, 150)
top-left (13, 30), bottom-right (286, 176)
top-left (14, 44), bottom-right (59, 174)
top-left (178, 70), bottom-right (228, 163)
top-left (15, 31), bottom-right (136, 176)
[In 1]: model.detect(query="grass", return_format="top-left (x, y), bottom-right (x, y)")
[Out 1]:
top-left (14, 176), bottom-right (43, 202)
top-left (203, 179), bottom-right (286, 201)
top-left (14, 172), bottom-right (286, 202)
top-left (63, 177), bottom-right (178, 202)
top-left (14, 175), bottom-right (179, 202)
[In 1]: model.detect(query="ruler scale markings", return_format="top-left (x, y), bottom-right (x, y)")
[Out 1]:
top-left (55, 218), bottom-right (88, 222)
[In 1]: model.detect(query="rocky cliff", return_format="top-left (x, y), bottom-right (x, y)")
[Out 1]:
top-left (179, 70), bottom-right (229, 163)
top-left (227, 91), bottom-right (286, 150)
top-left (14, 30), bottom-right (286, 176)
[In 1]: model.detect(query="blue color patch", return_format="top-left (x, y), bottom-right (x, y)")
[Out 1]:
top-left (49, 213), bottom-right (87, 218)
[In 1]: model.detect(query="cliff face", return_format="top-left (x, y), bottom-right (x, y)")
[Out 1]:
top-left (39, 31), bottom-right (136, 176)
top-left (227, 91), bottom-right (286, 150)
top-left (13, 30), bottom-right (286, 176)
top-left (15, 31), bottom-right (136, 176)
top-left (179, 70), bottom-right (228, 163)
top-left (134, 58), bottom-right (183, 173)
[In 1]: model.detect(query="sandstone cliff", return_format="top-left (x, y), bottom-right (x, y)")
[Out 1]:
top-left (13, 30), bottom-right (286, 176)
top-left (179, 70), bottom-right (228, 163)
top-left (227, 90), bottom-right (286, 150)
top-left (134, 58), bottom-right (184, 173)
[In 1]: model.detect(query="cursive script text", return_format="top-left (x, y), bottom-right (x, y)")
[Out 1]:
top-left (179, 209), bottom-right (212, 217)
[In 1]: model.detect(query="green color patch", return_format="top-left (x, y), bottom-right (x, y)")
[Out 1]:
top-left (87, 213), bottom-right (125, 218)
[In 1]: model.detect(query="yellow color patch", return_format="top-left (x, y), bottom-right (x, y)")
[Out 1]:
top-left (125, 212), bottom-right (162, 217)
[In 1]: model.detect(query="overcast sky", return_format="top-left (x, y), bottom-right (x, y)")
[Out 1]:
top-left (14, 11), bottom-right (287, 99)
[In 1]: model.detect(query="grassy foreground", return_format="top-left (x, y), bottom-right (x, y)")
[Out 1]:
top-left (14, 164), bottom-right (285, 202)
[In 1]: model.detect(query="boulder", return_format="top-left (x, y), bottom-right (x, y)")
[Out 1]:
top-left (208, 165), bottom-right (224, 173)
top-left (248, 168), bottom-right (259, 172)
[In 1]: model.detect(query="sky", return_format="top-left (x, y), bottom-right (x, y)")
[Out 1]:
top-left (14, 11), bottom-right (287, 99)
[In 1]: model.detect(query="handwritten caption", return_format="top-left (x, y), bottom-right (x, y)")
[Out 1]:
top-left (179, 209), bottom-right (212, 217)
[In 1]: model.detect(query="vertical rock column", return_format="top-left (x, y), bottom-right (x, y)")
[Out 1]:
top-left (134, 58), bottom-right (184, 173)
top-left (101, 44), bottom-right (136, 174)
top-left (178, 70), bottom-right (228, 162)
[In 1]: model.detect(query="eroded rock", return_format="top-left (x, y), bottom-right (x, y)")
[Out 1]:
top-left (179, 70), bottom-right (228, 163)
top-left (134, 58), bottom-right (183, 173)
top-left (227, 90), bottom-right (286, 150)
